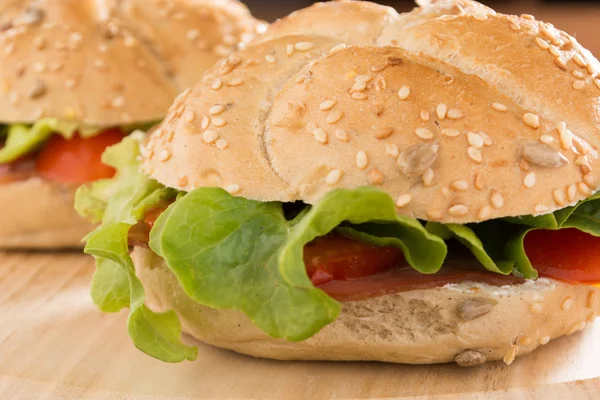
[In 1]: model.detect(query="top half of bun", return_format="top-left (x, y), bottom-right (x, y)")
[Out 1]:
top-left (0, 0), bottom-right (265, 126)
top-left (142, 0), bottom-right (600, 224)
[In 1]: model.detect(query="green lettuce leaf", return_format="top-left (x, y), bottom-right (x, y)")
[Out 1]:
top-left (75, 134), bottom-right (196, 363)
top-left (426, 222), bottom-right (513, 275)
top-left (150, 187), bottom-right (447, 342)
top-left (0, 119), bottom-right (157, 164)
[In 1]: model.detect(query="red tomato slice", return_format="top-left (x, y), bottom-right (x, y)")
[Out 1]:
top-left (35, 128), bottom-right (125, 184)
top-left (525, 228), bottom-right (600, 284)
top-left (303, 234), bottom-right (404, 286)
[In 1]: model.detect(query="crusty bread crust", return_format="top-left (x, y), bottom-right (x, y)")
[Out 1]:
top-left (133, 247), bottom-right (600, 366)
top-left (143, 0), bottom-right (600, 224)
top-left (0, 0), bottom-right (263, 126)
top-left (0, 178), bottom-right (93, 249)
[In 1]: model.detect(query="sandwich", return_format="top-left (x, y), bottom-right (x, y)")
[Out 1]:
top-left (0, 0), bottom-right (263, 248)
top-left (75, 0), bottom-right (600, 366)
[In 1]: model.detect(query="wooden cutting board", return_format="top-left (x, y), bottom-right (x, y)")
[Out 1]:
top-left (0, 252), bottom-right (598, 400)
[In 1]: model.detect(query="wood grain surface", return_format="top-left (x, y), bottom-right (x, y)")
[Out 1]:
top-left (0, 252), bottom-right (598, 399)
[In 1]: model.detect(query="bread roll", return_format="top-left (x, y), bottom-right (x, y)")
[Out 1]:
top-left (134, 247), bottom-right (600, 366)
top-left (143, 0), bottom-right (600, 224)
top-left (0, 0), bottom-right (264, 126)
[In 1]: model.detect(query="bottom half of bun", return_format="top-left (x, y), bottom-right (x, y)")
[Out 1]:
top-left (133, 247), bottom-right (600, 366)
top-left (0, 178), bottom-right (94, 249)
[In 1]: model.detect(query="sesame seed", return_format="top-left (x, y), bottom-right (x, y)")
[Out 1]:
top-left (306, 121), bottom-right (317, 134)
top-left (326, 110), bottom-right (344, 124)
top-left (351, 81), bottom-right (367, 92)
top-left (386, 144), bottom-right (399, 157)
top-left (438, 15), bottom-right (457, 21)
top-left (183, 111), bottom-right (196, 122)
top-left (587, 63), bottom-right (598, 75)
top-left (111, 96), bottom-right (125, 108)
top-left (369, 168), bottom-right (384, 185)
top-left (535, 204), bottom-right (549, 213)
top-left (467, 147), bottom-right (482, 163)
top-left (467, 132), bottom-right (484, 149)
top-left (313, 128), bottom-right (328, 144)
top-left (548, 45), bottom-right (561, 58)
top-left (475, 172), bottom-right (485, 190)
top-left (356, 75), bottom-right (373, 83)
top-left (509, 20), bottom-right (521, 31)
top-left (554, 58), bottom-right (567, 71)
top-left (441, 129), bottom-right (459, 137)
top-left (540, 336), bottom-right (551, 345)
top-left (326, 170), bottom-right (343, 185)
top-left (442, 75), bottom-right (454, 85)
top-left (524, 172), bottom-right (536, 188)
top-left (352, 92), bottom-right (367, 100)
top-left (523, 113), bottom-right (540, 129)
top-left (583, 173), bottom-right (595, 188)
top-left (491, 102), bottom-right (508, 112)
top-left (226, 184), bottom-right (241, 195)
top-left (416, 128), bottom-right (433, 140)
top-left (375, 127), bottom-right (394, 140)
top-left (396, 194), bottom-right (412, 208)
top-left (578, 181), bottom-right (592, 196)
top-left (447, 109), bottom-right (464, 120)
top-left (286, 44), bottom-right (294, 56)
top-left (573, 53), bottom-right (587, 67)
top-left (448, 204), bottom-right (469, 217)
top-left (436, 103), bottom-right (447, 119)
top-left (397, 86), bottom-right (410, 100)
top-left (158, 149), bottom-right (172, 162)
top-left (227, 78), bottom-right (243, 87)
top-left (553, 189), bottom-right (566, 206)
top-left (187, 29), bottom-right (200, 41)
top-left (535, 37), bottom-right (550, 50)
top-left (265, 54), bottom-right (276, 63)
top-left (319, 99), bottom-right (337, 111)
top-left (329, 43), bottom-right (347, 54)
top-left (573, 80), bottom-right (585, 90)
top-left (573, 70), bottom-right (586, 79)
top-left (491, 191), bottom-right (504, 209)
top-left (335, 129), bottom-right (349, 142)
top-left (212, 79), bottom-right (223, 90)
top-left (561, 297), bottom-right (573, 311)
top-left (478, 205), bottom-right (492, 220)
top-left (594, 79), bottom-right (600, 91)
top-left (294, 42), bottom-right (313, 51)
top-left (212, 117), bottom-right (226, 127)
top-left (420, 110), bottom-right (430, 121)
top-left (215, 139), bottom-right (228, 150)
top-left (209, 104), bottom-right (225, 115)
top-left (371, 64), bottom-right (387, 72)
top-left (557, 122), bottom-right (573, 149)
top-left (356, 151), bottom-right (368, 170)
top-left (530, 303), bottom-right (543, 314)
top-left (451, 180), bottom-right (469, 191)
top-left (576, 155), bottom-right (588, 166)
top-left (473, 13), bottom-right (488, 21)
top-left (203, 130), bottom-right (218, 144)
top-left (503, 346), bottom-right (518, 366)
top-left (567, 183), bottom-right (578, 202)
top-left (427, 210), bottom-right (444, 221)
top-left (201, 115), bottom-right (211, 130)
top-left (423, 168), bottom-right (435, 186)
top-left (540, 135), bottom-right (554, 144)
top-left (28, 80), bottom-right (47, 99)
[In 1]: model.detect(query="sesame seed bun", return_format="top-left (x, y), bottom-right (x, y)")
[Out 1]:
top-left (0, 0), bottom-right (264, 126)
top-left (143, 0), bottom-right (600, 223)
top-left (0, 0), bottom-right (263, 249)
top-left (0, 178), bottom-right (93, 249)
top-left (134, 246), bottom-right (600, 366)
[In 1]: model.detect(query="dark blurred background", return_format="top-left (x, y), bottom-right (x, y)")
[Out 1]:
top-left (246, 0), bottom-right (600, 55)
